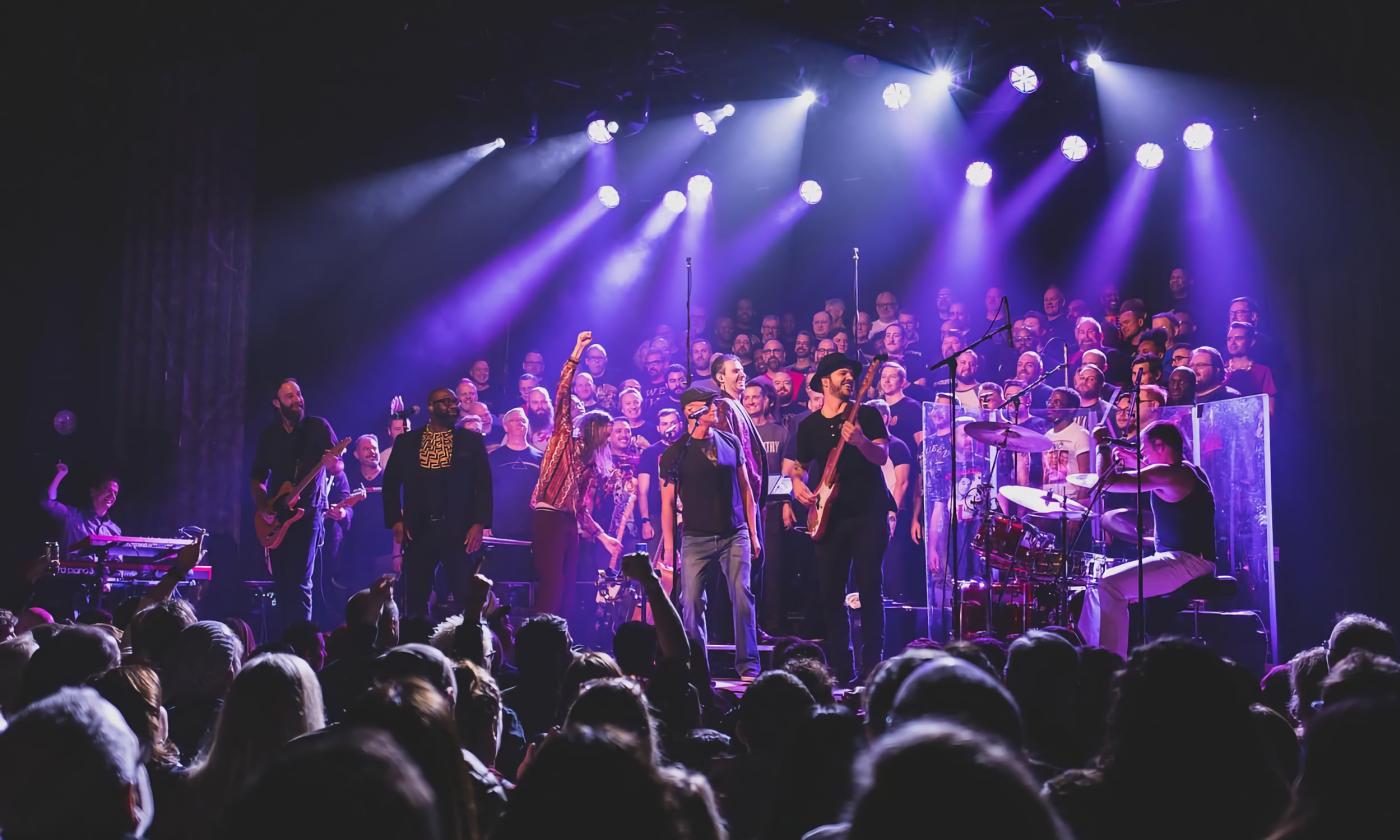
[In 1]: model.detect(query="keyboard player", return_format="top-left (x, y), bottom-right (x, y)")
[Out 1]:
top-left (42, 461), bottom-right (122, 556)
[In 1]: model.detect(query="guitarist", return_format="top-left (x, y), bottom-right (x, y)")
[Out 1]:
top-left (250, 377), bottom-right (342, 630)
top-left (382, 387), bottom-right (493, 621)
top-left (784, 353), bottom-right (894, 685)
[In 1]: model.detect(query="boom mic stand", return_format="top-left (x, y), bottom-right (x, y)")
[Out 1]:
top-left (927, 300), bottom-right (1012, 640)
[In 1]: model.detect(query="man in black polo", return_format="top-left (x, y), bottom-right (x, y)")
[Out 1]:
top-left (383, 387), bottom-right (493, 620)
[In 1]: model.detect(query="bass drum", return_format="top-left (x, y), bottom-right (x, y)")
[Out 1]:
top-left (971, 514), bottom-right (1028, 570)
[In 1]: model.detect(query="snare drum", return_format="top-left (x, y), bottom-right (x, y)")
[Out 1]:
top-left (1020, 533), bottom-right (1064, 582)
top-left (1065, 553), bottom-right (1132, 584)
top-left (971, 514), bottom-right (1028, 570)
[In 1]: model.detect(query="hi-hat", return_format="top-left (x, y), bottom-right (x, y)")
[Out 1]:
top-left (1067, 472), bottom-right (1100, 489)
top-left (964, 421), bottom-right (1053, 453)
top-left (999, 485), bottom-right (1088, 515)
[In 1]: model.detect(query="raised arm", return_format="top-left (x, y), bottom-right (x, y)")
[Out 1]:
top-left (42, 461), bottom-right (70, 518)
top-left (622, 548), bottom-right (690, 662)
top-left (554, 331), bottom-right (593, 434)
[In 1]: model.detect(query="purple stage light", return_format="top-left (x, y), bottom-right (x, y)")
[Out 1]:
top-left (586, 119), bottom-right (615, 144)
top-left (965, 161), bottom-right (993, 188)
top-left (1086, 52), bottom-right (1104, 71)
top-left (1183, 122), bottom-right (1215, 151)
top-left (798, 180), bottom-right (823, 205)
top-left (687, 174), bottom-right (713, 198)
top-left (882, 82), bottom-right (912, 110)
top-left (797, 90), bottom-right (817, 106)
top-left (596, 185), bottom-right (620, 208)
top-left (1061, 135), bottom-right (1089, 162)
top-left (1135, 142), bottom-right (1165, 170)
top-left (931, 68), bottom-right (955, 90)
top-left (720, 104), bottom-right (736, 117)
top-left (1009, 65), bottom-right (1039, 94)
top-left (663, 190), bottom-right (688, 212)
top-left (694, 112), bottom-right (717, 136)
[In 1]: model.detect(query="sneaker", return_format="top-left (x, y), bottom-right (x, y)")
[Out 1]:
top-left (738, 672), bottom-right (759, 683)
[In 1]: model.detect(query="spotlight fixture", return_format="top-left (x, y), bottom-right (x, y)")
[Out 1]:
top-left (586, 119), bottom-right (615, 144)
top-left (663, 190), bottom-right (688, 212)
top-left (965, 161), bottom-right (993, 188)
top-left (1135, 142), bottom-right (1165, 170)
top-left (492, 137), bottom-right (505, 150)
top-left (1085, 52), bottom-right (1104, 71)
top-left (596, 185), bottom-right (621, 208)
top-left (798, 180), bottom-right (823, 205)
top-left (720, 104), bottom-right (736, 117)
top-left (1060, 135), bottom-right (1090, 162)
top-left (931, 68), bottom-right (955, 90)
top-left (687, 174), bottom-right (713, 198)
top-left (882, 82), bottom-right (912, 110)
top-left (797, 90), bottom-right (818, 106)
top-left (694, 112), bottom-right (717, 136)
top-left (1008, 65), bottom-right (1039, 94)
top-left (1182, 122), bottom-right (1215, 151)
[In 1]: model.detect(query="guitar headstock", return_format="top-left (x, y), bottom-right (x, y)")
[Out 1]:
top-left (330, 437), bottom-right (353, 457)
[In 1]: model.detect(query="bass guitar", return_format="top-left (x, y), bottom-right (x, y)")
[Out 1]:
top-left (256, 438), bottom-right (353, 551)
top-left (805, 354), bottom-right (887, 542)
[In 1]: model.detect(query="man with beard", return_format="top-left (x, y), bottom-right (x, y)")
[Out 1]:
top-left (1100, 287), bottom-right (1122, 333)
top-left (713, 315), bottom-right (737, 350)
top-left (771, 369), bottom-right (806, 422)
top-left (690, 337), bottom-right (715, 383)
top-left (1021, 311), bottom-right (1049, 353)
top-left (953, 350), bottom-right (982, 411)
top-left (640, 349), bottom-right (668, 415)
top-left (454, 379), bottom-right (479, 426)
top-left (760, 314), bottom-right (781, 344)
top-left (1014, 351), bottom-right (1056, 407)
top-left (735, 297), bottom-right (757, 334)
top-left (731, 332), bottom-right (758, 378)
top-left (251, 378), bottom-right (342, 629)
top-left (637, 407), bottom-right (682, 563)
top-left (1169, 343), bottom-right (1195, 372)
top-left (487, 408), bottom-right (543, 543)
top-left (751, 339), bottom-right (788, 387)
top-left (1173, 307), bottom-right (1199, 345)
top-left (648, 364), bottom-right (688, 426)
top-left (43, 463), bottom-right (122, 556)
top-left (785, 353), bottom-right (894, 685)
top-left (1224, 321), bottom-right (1278, 414)
top-left (879, 323), bottom-right (925, 382)
top-left (383, 387), bottom-right (492, 620)
top-left (1074, 364), bottom-right (1112, 427)
top-left (789, 330), bottom-right (817, 377)
top-left (1164, 266), bottom-right (1194, 313)
top-left (934, 286), bottom-right (954, 324)
top-left (896, 312), bottom-right (923, 355)
top-left (1190, 347), bottom-right (1241, 403)
top-left (524, 386), bottom-right (554, 434)
top-left (814, 338), bottom-right (838, 366)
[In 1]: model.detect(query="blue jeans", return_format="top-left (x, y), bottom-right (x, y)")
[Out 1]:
top-left (680, 530), bottom-right (758, 677)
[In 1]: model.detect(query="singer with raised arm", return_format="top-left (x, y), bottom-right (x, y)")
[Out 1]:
top-left (530, 331), bottom-right (622, 627)
top-left (784, 352), bottom-right (894, 685)
top-left (381, 386), bottom-right (492, 621)
top-left (1079, 420), bottom-right (1217, 657)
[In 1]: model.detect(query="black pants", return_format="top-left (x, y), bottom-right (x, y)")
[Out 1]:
top-left (269, 513), bottom-right (323, 632)
top-left (758, 503), bottom-right (787, 634)
top-left (403, 518), bottom-right (478, 620)
top-left (814, 511), bottom-right (889, 682)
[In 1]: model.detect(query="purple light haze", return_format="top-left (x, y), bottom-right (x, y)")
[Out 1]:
top-left (1074, 164), bottom-right (1158, 294)
top-left (1185, 147), bottom-right (1266, 300)
top-left (596, 199), bottom-right (684, 293)
top-left (966, 82), bottom-right (1031, 146)
top-left (998, 150), bottom-right (1078, 237)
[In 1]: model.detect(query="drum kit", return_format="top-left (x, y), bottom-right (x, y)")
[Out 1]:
top-left (955, 420), bottom-right (1151, 637)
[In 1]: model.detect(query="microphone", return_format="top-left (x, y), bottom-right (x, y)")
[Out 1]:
top-left (686, 406), bottom-right (709, 420)
top-left (1003, 297), bottom-right (1015, 347)
top-left (1093, 429), bottom-right (1140, 449)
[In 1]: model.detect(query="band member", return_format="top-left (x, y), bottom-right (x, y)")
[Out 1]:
top-left (1080, 421), bottom-right (1217, 657)
top-left (251, 378), bottom-right (340, 627)
top-left (785, 353), bottom-right (895, 684)
top-left (711, 354), bottom-right (770, 600)
top-left (43, 462), bottom-right (121, 554)
top-left (382, 387), bottom-right (493, 620)
top-left (743, 381), bottom-right (789, 633)
top-left (661, 389), bottom-right (761, 679)
top-left (637, 407), bottom-right (682, 562)
top-left (530, 332), bottom-right (623, 624)
top-left (338, 434), bottom-right (390, 591)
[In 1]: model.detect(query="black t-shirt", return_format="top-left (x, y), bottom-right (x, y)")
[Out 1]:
top-left (251, 416), bottom-right (338, 510)
top-left (659, 430), bottom-right (746, 537)
top-left (794, 405), bottom-right (896, 519)
top-left (884, 396), bottom-right (924, 454)
top-left (637, 440), bottom-right (667, 527)
top-left (488, 444), bottom-right (543, 539)
top-left (642, 381), bottom-right (671, 414)
top-left (888, 436), bottom-right (913, 511)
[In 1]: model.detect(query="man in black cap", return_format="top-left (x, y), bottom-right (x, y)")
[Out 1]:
top-left (660, 387), bottom-right (761, 679)
top-left (784, 352), bottom-right (895, 684)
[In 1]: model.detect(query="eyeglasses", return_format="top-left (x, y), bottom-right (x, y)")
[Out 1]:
top-left (431, 397), bottom-right (460, 406)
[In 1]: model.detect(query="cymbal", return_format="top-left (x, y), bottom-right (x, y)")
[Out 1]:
top-left (1102, 508), bottom-right (1156, 546)
top-left (1067, 472), bottom-right (1100, 490)
top-left (963, 421), bottom-right (1053, 453)
top-left (999, 485), bottom-right (1088, 515)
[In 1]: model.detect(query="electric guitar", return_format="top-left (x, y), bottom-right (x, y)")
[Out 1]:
top-left (327, 484), bottom-right (381, 518)
top-left (256, 437), bottom-right (353, 550)
top-left (805, 354), bottom-right (888, 542)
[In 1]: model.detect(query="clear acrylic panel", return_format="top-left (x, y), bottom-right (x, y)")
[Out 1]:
top-left (918, 394), bottom-right (1276, 661)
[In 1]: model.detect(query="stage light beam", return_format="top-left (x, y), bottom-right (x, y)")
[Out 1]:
top-left (1183, 122), bottom-right (1215, 151)
top-left (596, 185), bottom-right (621, 209)
top-left (1061, 135), bottom-right (1090, 162)
top-left (882, 82), bottom-right (912, 110)
top-left (965, 161), bottom-right (993, 188)
top-left (797, 90), bottom-right (818, 106)
top-left (1086, 52), bottom-right (1104, 70)
top-left (1135, 142), bottom-right (1165, 170)
top-left (720, 104), bottom-right (736, 117)
top-left (663, 190), bottom-right (688, 212)
top-left (1009, 65), bottom-right (1039, 94)
top-left (931, 69), bottom-right (955, 90)
top-left (798, 180), bottom-right (823, 205)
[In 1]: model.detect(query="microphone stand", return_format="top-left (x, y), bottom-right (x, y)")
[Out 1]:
top-left (927, 307), bottom-right (1012, 640)
top-left (684, 257), bottom-right (694, 387)
top-left (1132, 370), bottom-right (1147, 651)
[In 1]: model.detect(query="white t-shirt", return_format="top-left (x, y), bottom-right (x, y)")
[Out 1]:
top-left (1043, 423), bottom-right (1092, 499)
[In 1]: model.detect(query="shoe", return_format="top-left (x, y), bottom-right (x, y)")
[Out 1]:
top-left (756, 629), bottom-right (776, 644)
top-left (738, 672), bottom-right (759, 683)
